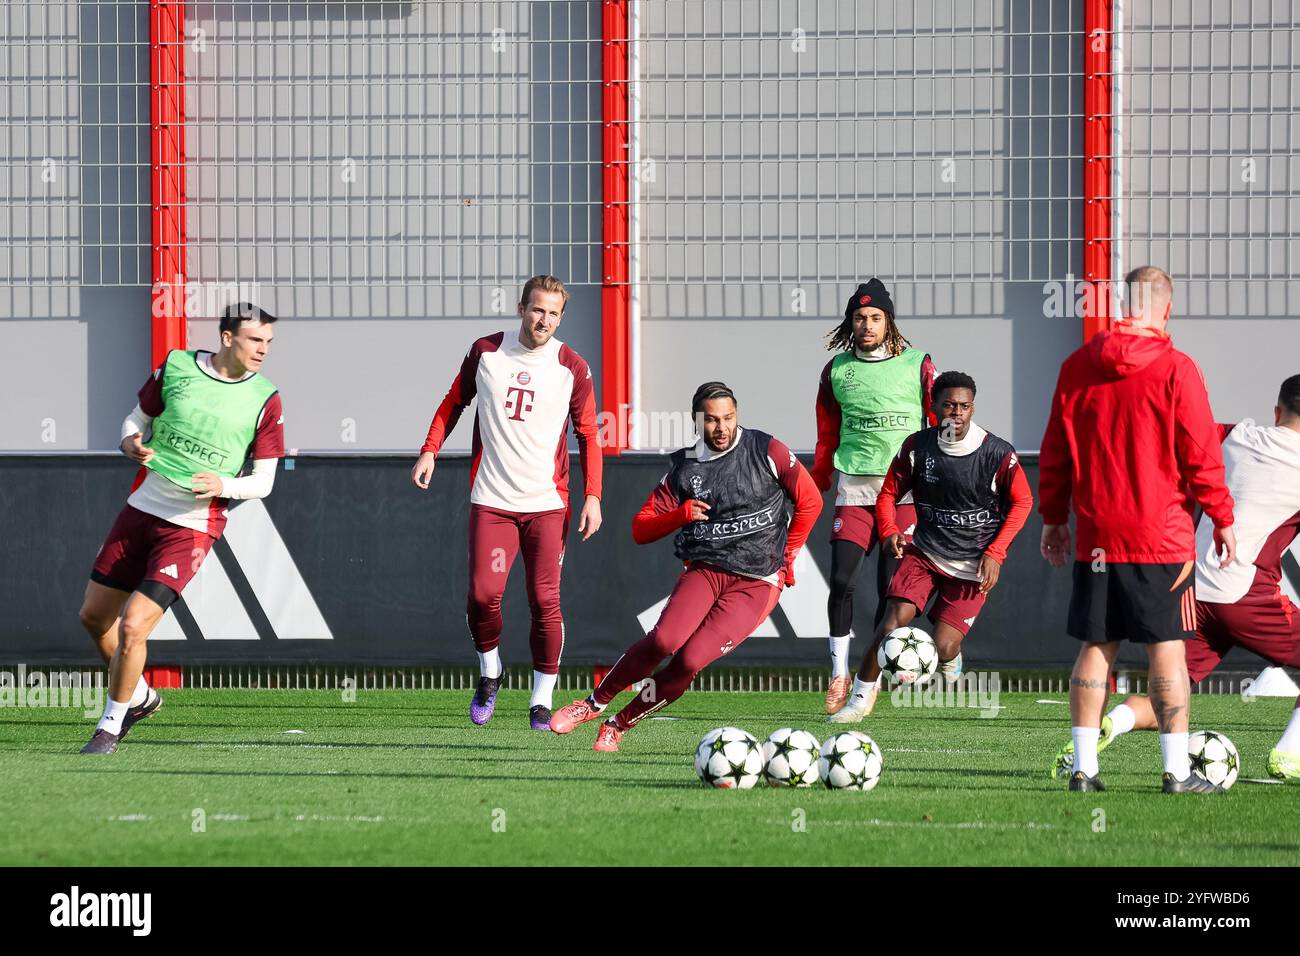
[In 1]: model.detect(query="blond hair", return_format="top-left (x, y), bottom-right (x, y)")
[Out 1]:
top-left (519, 275), bottom-right (570, 312)
top-left (1123, 265), bottom-right (1173, 317)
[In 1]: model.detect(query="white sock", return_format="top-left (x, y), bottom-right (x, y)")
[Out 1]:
top-left (848, 675), bottom-right (878, 707)
top-left (477, 649), bottom-right (502, 679)
top-left (128, 676), bottom-right (150, 708)
top-left (1072, 726), bottom-right (1100, 777)
top-left (1160, 732), bottom-right (1190, 779)
top-left (829, 636), bottom-right (851, 678)
top-left (530, 670), bottom-right (557, 709)
top-left (1276, 706), bottom-right (1300, 753)
top-left (1106, 702), bottom-right (1137, 738)
top-left (97, 698), bottom-right (130, 735)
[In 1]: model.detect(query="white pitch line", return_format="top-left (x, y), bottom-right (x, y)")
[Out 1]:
top-left (1035, 699), bottom-right (1069, 704)
top-left (790, 818), bottom-right (1057, 831)
top-left (1239, 778), bottom-right (1283, 786)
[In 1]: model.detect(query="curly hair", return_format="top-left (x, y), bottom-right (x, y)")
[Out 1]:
top-left (825, 310), bottom-right (911, 355)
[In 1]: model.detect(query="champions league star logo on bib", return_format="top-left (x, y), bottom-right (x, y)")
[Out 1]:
top-left (689, 474), bottom-right (705, 497)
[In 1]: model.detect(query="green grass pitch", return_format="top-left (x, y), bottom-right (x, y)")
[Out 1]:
top-left (1, 689), bottom-right (1297, 866)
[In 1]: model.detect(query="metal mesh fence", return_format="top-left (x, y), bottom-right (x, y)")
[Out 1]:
top-left (0, 663), bottom-right (1274, 696)
top-left (3, 1), bottom-right (1299, 311)
top-left (636, 0), bottom-right (1084, 320)
top-left (1, 0), bottom-right (1297, 453)
top-left (1120, 0), bottom-right (1300, 314)
top-left (184, 0), bottom-right (602, 301)
top-left (0, 0), bottom-right (149, 307)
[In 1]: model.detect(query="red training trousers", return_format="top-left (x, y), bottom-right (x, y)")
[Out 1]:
top-left (594, 562), bottom-right (781, 729)
top-left (467, 503), bottom-right (569, 674)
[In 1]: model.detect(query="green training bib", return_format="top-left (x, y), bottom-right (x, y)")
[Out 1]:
top-left (830, 347), bottom-right (926, 475)
top-left (145, 350), bottom-right (278, 488)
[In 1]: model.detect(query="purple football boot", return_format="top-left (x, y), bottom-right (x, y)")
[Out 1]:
top-left (529, 705), bottom-right (552, 731)
top-left (470, 675), bottom-right (503, 725)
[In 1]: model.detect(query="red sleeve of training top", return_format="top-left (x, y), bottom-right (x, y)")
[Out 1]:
top-left (985, 453), bottom-right (1033, 563)
top-left (876, 434), bottom-right (918, 540)
top-left (420, 334), bottom-right (500, 455)
top-left (1217, 422), bottom-right (1237, 443)
top-left (631, 474), bottom-right (693, 544)
top-left (767, 436), bottom-right (822, 563)
top-left (1173, 357), bottom-right (1234, 528)
top-left (920, 353), bottom-right (940, 426)
top-left (810, 359), bottom-right (841, 492)
top-left (137, 358), bottom-right (168, 417)
top-left (1037, 360), bottom-right (1074, 526)
top-left (249, 392), bottom-right (285, 460)
top-left (560, 345), bottom-right (603, 501)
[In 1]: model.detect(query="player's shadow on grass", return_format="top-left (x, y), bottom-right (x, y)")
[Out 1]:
top-left (171, 702), bottom-right (447, 715)
top-left (53, 766), bottom-right (682, 782)
top-left (887, 766), bottom-right (1042, 779)
top-left (603, 780), bottom-right (706, 790)
top-left (113, 737), bottom-right (679, 758)
top-left (71, 739), bottom-right (687, 770)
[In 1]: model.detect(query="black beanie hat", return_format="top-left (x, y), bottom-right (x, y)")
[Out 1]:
top-left (844, 278), bottom-right (894, 320)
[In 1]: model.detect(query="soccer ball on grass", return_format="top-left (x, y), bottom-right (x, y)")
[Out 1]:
top-left (695, 726), bottom-right (764, 789)
top-left (762, 728), bottom-right (821, 788)
top-left (818, 730), bottom-right (884, 791)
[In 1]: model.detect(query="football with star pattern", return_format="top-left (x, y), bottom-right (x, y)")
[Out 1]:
top-left (1188, 730), bottom-right (1239, 790)
top-left (818, 730), bottom-right (884, 791)
top-left (695, 727), bottom-right (764, 789)
top-left (762, 728), bottom-right (822, 788)
top-left (877, 626), bottom-right (938, 686)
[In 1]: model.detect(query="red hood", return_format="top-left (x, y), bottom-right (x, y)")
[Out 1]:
top-left (1086, 329), bottom-right (1173, 380)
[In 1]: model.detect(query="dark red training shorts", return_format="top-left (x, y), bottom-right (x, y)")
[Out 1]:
top-left (886, 544), bottom-right (987, 636)
top-left (831, 502), bottom-right (917, 552)
top-left (91, 504), bottom-right (214, 598)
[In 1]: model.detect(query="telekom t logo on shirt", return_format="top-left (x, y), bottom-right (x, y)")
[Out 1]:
top-left (505, 386), bottom-right (535, 421)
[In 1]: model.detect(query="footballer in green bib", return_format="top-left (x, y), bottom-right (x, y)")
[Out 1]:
top-left (827, 346), bottom-right (927, 476)
top-left (146, 349), bottom-right (279, 488)
top-left (80, 302), bottom-right (282, 756)
top-left (811, 278), bottom-right (936, 718)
